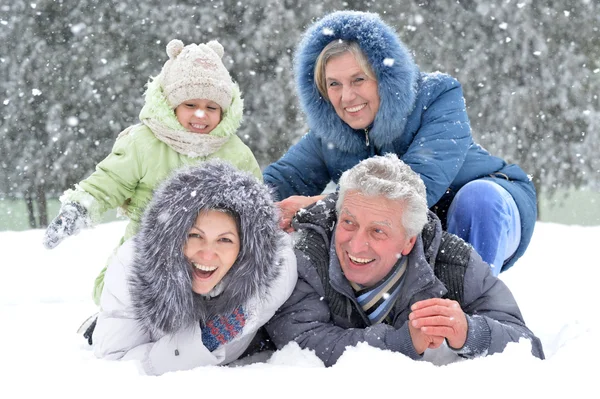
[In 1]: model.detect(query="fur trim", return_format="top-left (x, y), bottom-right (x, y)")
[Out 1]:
top-left (129, 160), bottom-right (281, 337)
top-left (138, 77), bottom-right (243, 139)
top-left (295, 10), bottom-right (419, 153)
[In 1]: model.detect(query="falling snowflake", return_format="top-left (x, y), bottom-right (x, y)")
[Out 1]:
top-left (322, 27), bottom-right (334, 36)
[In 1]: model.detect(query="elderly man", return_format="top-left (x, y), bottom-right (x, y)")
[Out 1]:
top-left (265, 154), bottom-right (544, 366)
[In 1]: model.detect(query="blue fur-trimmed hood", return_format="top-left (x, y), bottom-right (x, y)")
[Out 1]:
top-left (129, 160), bottom-right (282, 337)
top-left (295, 10), bottom-right (419, 153)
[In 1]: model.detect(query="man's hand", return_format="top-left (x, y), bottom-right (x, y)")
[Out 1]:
top-left (408, 298), bottom-right (468, 351)
top-left (275, 195), bottom-right (324, 232)
top-left (408, 321), bottom-right (445, 354)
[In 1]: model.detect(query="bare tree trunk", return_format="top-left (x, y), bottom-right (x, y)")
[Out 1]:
top-left (24, 190), bottom-right (36, 228)
top-left (533, 178), bottom-right (541, 221)
top-left (36, 184), bottom-right (48, 227)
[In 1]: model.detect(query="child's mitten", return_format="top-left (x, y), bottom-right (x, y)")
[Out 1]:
top-left (43, 202), bottom-right (90, 249)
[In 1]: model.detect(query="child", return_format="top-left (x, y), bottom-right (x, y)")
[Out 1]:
top-left (43, 39), bottom-right (261, 304)
top-left (92, 160), bottom-right (297, 375)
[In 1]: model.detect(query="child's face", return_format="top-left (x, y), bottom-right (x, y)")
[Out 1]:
top-left (184, 210), bottom-right (240, 295)
top-left (175, 99), bottom-right (222, 134)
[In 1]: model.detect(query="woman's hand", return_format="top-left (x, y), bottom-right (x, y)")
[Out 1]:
top-left (408, 298), bottom-right (468, 351)
top-left (276, 195), bottom-right (325, 232)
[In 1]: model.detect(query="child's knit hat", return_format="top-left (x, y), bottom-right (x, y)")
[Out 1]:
top-left (159, 39), bottom-right (234, 110)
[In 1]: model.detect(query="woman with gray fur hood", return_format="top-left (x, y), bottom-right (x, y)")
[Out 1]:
top-left (92, 160), bottom-right (297, 375)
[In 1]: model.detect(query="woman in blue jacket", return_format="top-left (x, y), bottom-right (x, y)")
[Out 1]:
top-left (263, 10), bottom-right (536, 275)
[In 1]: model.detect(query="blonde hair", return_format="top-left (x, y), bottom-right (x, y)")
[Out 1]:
top-left (314, 40), bottom-right (377, 101)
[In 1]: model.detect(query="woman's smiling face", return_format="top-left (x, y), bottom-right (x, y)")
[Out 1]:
top-left (183, 210), bottom-right (240, 295)
top-left (325, 52), bottom-right (380, 130)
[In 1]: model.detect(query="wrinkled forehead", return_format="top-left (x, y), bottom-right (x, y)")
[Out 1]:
top-left (339, 192), bottom-right (404, 226)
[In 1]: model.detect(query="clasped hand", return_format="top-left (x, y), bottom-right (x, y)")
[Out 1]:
top-left (408, 298), bottom-right (468, 354)
top-left (276, 195), bottom-right (322, 232)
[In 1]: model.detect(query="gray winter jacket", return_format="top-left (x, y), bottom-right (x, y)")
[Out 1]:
top-left (265, 195), bottom-right (544, 366)
top-left (92, 161), bottom-right (298, 375)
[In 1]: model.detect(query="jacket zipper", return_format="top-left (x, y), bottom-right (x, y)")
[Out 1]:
top-left (364, 128), bottom-right (370, 147)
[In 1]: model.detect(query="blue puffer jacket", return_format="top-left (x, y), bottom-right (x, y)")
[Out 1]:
top-left (263, 10), bottom-right (536, 270)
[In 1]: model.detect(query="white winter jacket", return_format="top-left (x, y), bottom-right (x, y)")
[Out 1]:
top-left (93, 235), bottom-right (297, 375)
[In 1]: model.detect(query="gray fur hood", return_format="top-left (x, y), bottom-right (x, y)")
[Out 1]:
top-left (129, 160), bottom-right (282, 337)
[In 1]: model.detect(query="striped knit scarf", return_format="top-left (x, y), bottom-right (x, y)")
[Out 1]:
top-left (350, 257), bottom-right (408, 325)
top-left (201, 306), bottom-right (247, 351)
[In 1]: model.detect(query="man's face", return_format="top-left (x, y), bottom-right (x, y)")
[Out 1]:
top-left (335, 191), bottom-right (417, 287)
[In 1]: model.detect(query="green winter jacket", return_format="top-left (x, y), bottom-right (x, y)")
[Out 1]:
top-left (61, 80), bottom-right (261, 304)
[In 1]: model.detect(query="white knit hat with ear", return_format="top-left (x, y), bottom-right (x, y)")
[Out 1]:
top-left (159, 39), bottom-right (233, 110)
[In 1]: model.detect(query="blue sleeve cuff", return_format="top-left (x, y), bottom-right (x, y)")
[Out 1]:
top-left (450, 314), bottom-right (491, 358)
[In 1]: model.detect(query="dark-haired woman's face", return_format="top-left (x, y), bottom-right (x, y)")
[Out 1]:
top-left (325, 52), bottom-right (380, 130)
top-left (184, 210), bottom-right (240, 295)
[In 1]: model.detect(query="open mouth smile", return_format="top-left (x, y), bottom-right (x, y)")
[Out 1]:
top-left (345, 103), bottom-right (366, 113)
top-left (192, 262), bottom-right (217, 279)
top-left (190, 123), bottom-right (209, 130)
top-left (348, 253), bottom-right (374, 265)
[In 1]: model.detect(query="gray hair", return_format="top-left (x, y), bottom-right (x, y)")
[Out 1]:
top-left (336, 154), bottom-right (428, 237)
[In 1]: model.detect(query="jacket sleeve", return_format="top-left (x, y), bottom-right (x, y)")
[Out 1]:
top-left (454, 251), bottom-right (545, 359)
top-left (265, 252), bottom-right (422, 367)
top-left (401, 76), bottom-right (473, 207)
top-left (64, 132), bottom-right (144, 222)
top-left (92, 241), bottom-right (223, 375)
top-left (263, 132), bottom-right (332, 201)
top-left (224, 135), bottom-right (263, 182)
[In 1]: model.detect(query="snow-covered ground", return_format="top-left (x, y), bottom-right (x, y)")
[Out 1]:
top-left (1, 221), bottom-right (598, 398)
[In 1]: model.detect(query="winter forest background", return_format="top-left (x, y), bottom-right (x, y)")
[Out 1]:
top-left (1, 0), bottom-right (599, 229)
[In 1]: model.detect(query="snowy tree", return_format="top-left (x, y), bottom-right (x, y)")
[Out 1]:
top-left (382, 0), bottom-right (600, 199)
top-left (1, 0), bottom-right (151, 226)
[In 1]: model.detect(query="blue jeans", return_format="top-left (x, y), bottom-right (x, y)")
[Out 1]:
top-left (446, 180), bottom-right (521, 276)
